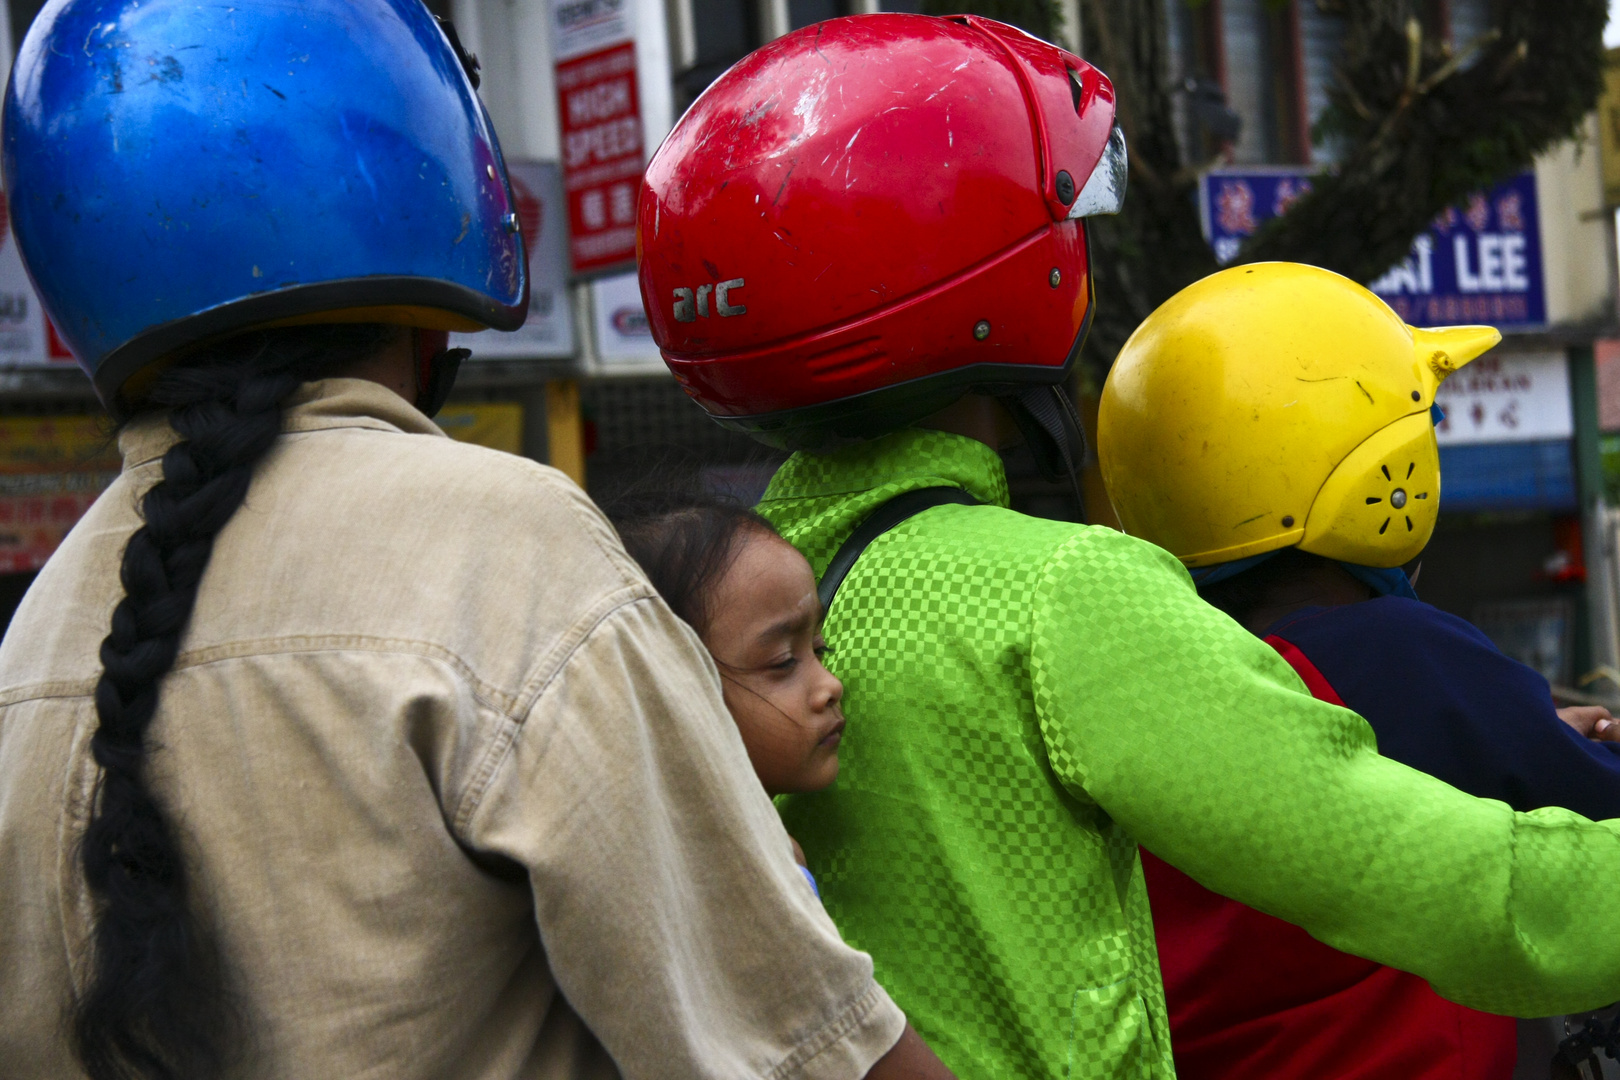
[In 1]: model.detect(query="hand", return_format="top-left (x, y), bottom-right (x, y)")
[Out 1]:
top-left (790, 835), bottom-right (808, 867)
top-left (1557, 705), bottom-right (1620, 742)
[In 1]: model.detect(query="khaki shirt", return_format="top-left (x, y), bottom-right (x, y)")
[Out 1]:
top-left (0, 379), bottom-right (903, 1079)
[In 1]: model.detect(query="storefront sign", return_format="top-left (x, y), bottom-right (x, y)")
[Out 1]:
top-left (0, 415), bottom-right (119, 572)
top-left (0, 192), bottom-right (73, 370)
top-left (1433, 351), bottom-right (1571, 446)
top-left (450, 160), bottom-right (575, 359)
top-left (590, 269), bottom-right (662, 367)
top-left (1201, 170), bottom-right (1547, 328)
top-left (554, 0), bottom-right (643, 277)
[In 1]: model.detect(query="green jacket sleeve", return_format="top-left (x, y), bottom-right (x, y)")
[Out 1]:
top-left (1032, 527), bottom-right (1620, 1017)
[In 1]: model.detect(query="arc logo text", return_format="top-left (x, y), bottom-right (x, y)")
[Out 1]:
top-left (673, 278), bottom-right (746, 322)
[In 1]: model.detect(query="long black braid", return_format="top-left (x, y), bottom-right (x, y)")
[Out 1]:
top-left (74, 323), bottom-right (396, 1080)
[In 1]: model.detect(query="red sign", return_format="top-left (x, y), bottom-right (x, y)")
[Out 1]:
top-left (557, 42), bottom-right (643, 276)
top-left (0, 492), bottom-right (103, 572)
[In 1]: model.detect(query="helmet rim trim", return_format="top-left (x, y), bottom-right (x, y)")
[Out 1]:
top-left (698, 286), bottom-right (1092, 452)
top-left (93, 274), bottom-right (529, 411)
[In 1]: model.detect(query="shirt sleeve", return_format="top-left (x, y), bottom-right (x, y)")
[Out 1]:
top-left (1030, 528), bottom-right (1620, 1019)
top-left (1269, 598), bottom-right (1620, 821)
top-left (463, 595), bottom-right (905, 1079)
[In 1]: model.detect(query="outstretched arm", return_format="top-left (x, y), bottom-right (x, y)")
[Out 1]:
top-left (1033, 529), bottom-right (1620, 1018)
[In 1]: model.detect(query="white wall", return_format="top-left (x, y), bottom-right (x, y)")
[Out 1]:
top-left (1536, 113), bottom-right (1617, 327)
top-left (455, 0), bottom-right (672, 165)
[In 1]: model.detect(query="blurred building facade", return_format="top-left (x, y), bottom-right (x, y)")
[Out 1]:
top-left (0, 0), bottom-right (1617, 694)
top-left (1168, 4), bottom-right (1620, 697)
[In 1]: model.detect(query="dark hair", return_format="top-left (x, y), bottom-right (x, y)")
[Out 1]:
top-left (608, 489), bottom-right (779, 636)
top-left (1197, 547), bottom-right (1364, 629)
top-left (77, 323), bottom-right (396, 1080)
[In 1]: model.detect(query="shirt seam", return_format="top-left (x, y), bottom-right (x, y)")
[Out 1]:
top-left (1027, 531), bottom-right (1096, 801)
top-left (451, 591), bottom-right (664, 836)
top-left (0, 592), bottom-right (651, 720)
top-left (762, 980), bottom-right (891, 1080)
top-left (0, 640), bottom-right (517, 719)
top-left (0, 678), bottom-right (101, 707)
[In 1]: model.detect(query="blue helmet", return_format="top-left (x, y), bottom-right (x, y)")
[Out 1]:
top-left (3, 0), bottom-right (528, 408)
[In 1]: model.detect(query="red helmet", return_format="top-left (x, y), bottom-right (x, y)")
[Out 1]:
top-left (638, 13), bottom-right (1124, 455)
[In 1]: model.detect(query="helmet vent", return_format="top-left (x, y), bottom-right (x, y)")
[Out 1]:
top-left (1379, 518), bottom-right (1391, 535)
top-left (1381, 465), bottom-right (1391, 480)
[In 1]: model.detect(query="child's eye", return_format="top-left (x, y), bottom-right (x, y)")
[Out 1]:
top-left (813, 642), bottom-right (831, 659)
top-left (771, 655), bottom-right (799, 672)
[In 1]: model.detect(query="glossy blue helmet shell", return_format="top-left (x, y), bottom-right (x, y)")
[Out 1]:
top-left (3, 0), bottom-right (529, 407)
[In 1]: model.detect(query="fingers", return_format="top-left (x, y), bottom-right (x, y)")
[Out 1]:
top-left (1557, 705), bottom-right (1619, 741)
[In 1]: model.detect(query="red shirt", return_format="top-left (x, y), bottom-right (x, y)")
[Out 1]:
top-left (1141, 636), bottom-right (1516, 1080)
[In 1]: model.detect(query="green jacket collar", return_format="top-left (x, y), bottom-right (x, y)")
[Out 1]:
top-left (758, 429), bottom-right (1011, 575)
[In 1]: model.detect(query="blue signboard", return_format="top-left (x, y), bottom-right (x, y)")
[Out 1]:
top-left (1200, 169), bottom-right (1547, 328)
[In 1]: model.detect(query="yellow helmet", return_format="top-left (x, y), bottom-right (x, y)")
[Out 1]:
top-left (1098, 263), bottom-right (1500, 569)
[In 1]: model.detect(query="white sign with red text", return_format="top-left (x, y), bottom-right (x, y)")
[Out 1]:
top-left (553, 0), bottom-right (644, 276)
top-left (0, 192), bottom-right (67, 369)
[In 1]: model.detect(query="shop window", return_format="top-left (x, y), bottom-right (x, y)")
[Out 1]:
top-left (790, 0), bottom-right (852, 31)
top-left (1296, 1), bottom-right (1345, 163)
top-left (1220, 0), bottom-right (1306, 165)
top-left (673, 0), bottom-right (763, 111)
top-left (1166, 0), bottom-right (1239, 163)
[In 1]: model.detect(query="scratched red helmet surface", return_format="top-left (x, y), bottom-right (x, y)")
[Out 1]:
top-left (638, 13), bottom-right (1123, 449)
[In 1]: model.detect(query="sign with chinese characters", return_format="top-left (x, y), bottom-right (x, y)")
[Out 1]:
top-left (1433, 350), bottom-right (1571, 446)
top-left (590, 269), bottom-right (662, 367)
top-left (1200, 169), bottom-right (1316, 265)
top-left (1200, 170), bottom-right (1547, 328)
top-left (554, 0), bottom-right (643, 277)
top-left (449, 160), bottom-right (575, 359)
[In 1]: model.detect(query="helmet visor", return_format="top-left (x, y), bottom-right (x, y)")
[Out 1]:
top-left (1068, 124), bottom-right (1127, 219)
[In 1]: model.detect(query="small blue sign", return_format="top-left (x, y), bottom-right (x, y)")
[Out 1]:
top-left (1200, 169), bottom-right (1547, 328)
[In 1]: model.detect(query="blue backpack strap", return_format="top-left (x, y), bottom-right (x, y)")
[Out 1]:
top-left (816, 486), bottom-right (979, 612)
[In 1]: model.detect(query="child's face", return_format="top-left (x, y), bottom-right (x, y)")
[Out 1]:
top-left (703, 529), bottom-right (844, 796)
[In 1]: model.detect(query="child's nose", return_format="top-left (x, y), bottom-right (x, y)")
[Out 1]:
top-left (817, 666), bottom-right (844, 710)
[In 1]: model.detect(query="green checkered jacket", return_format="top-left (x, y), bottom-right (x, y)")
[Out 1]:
top-left (760, 428), bottom-right (1620, 1080)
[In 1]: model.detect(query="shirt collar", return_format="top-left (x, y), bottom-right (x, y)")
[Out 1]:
top-left (118, 377), bottom-right (445, 471)
top-left (762, 428), bottom-right (1011, 508)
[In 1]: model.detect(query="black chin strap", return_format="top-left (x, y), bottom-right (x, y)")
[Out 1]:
top-left (818, 486), bottom-right (981, 612)
top-left (996, 384), bottom-right (1088, 520)
top-left (417, 347), bottom-right (468, 418)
